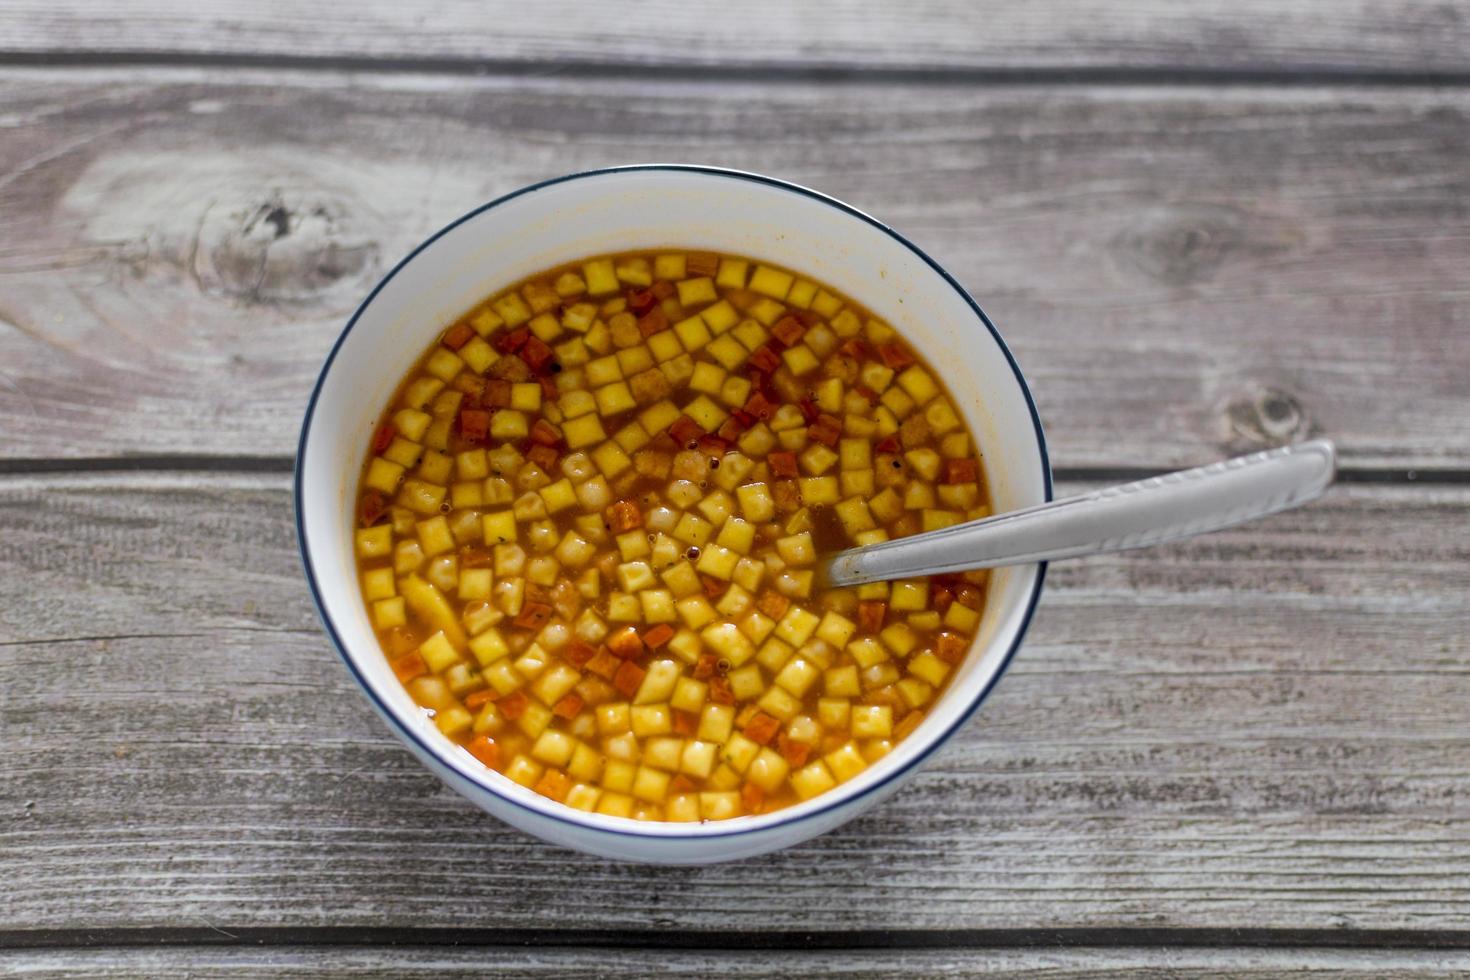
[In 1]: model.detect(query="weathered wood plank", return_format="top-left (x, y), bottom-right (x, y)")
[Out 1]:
top-left (2, 474), bottom-right (1466, 932)
top-left (6, 946), bottom-right (1470, 978)
top-left (2, 0), bottom-right (1468, 74)
top-left (1, 72), bottom-right (1466, 469)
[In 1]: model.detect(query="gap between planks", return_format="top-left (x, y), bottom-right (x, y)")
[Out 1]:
top-left (2, 926), bottom-right (1470, 952)
top-left (3, 51), bottom-right (1470, 88)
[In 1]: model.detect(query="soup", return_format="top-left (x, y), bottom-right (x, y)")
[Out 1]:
top-left (353, 250), bottom-right (991, 821)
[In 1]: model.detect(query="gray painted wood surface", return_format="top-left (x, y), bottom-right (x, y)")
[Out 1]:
top-left (2, 1), bottom-right (1468, 73)
top-left (3, 3), bottom-right (1467, 972)
top-left (0, 71), bottom-right (1465, 469)
top-left (3, 475), bottom-right (1466, 935)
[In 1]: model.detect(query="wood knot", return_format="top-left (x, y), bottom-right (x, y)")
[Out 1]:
top-left (192, 190), bottom-right (380, 305)
top-left (1112, 205), bottom-right (1300, 287)
top-left (1219, 384), bottom-right (1313, 452)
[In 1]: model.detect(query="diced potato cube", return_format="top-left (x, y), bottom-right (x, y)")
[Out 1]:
top-left (365, 457), bottom-right (405, 494)
top-left (583, 259), bottom-right (619, 295)
top-left (909, 651), bottom-right (950, 687)
top-left (356, 525), bottom-right (393, 558)
top-left (880, 622), bottom-right (920, 656)
top-left (670, 676), bottom-right (707, 713)
top-left (482, 511), bottom-right (517, 544)
top-left (798, 476), bottom-right (840, 505)
top-left (676, 596), bottom-right (717, 630)
top-left (736, 483), bottom-right (776, 522)
top-left (562, 389), bottom-right (597, 418)
top-left (490, 410), bottom-right (528, 441)
top-left (817, 697), bottom-right (851, 729)
top-left (373, 597), bottom-right (407, 629)
top-left (715, 258), bottom-right (748, 289)
top-left (756, 685), bottom-right (801, 721)
top-left (706, 334), bottom-right (748, 371)
top-left (565, 783), bottom-right (601, 811)
top-left (647, 330), bottom-right (682, 363)
top-left (654, 253), bottom-right (686, 280)
top-left (851, 704), bottom-right (893, 738)
top-left (673, 315), bottom-right (712, 351)
top-left (458, 568), bottom-right (492, 601)
top-left (531, 730), bottom-right (577, 767)
top-left (715, 518), bottom-right (756, 555)
top-left (415, 516), bottom-right (453, 557)
top-left (643, 736), bottom-right (684, 771)
top-left (635, 660), bottom-right (681, 705)
top-left (774, 606), bottom-right (820, 646)
top-left (419, 631), bottom-right (460, 673)
top-left (695, 544), bottom-right (739, 581)
top-left (726, 663), bottom-right (764, 700)
top-left (890, 579), bottom-right (929, 611)
top-left (676, 277), bottom-right (717, 307)
top-left (791, 761), bottom-right (837, 800)
top-left (699, 704), bottom-right (735, 742)
top-left (538, 478), bottom-right (577, 514)
top-left (745, 747), bottom-right (790, 792)
top-left (824, 742), bottom-right (867, 783)
top-left (774, 657), bottom-right (820, 697)
top-left (721, 733), bottom-right (760, 773)
top-left (945, 602), bottom-right (982, 632)
top-left (595, 382), bottom-right (636, 416)
top-left (683, 395), bottom-right (728, 431)
top-left (631, 765), bottom-right (670, 803)
top-left (815, 612), bottom-right (857, 648)
top-left (689, 361), bottom-right (726, 394)
top-left (749, 265), bottom-right (793, 299)
top-left (782, 345), bottom-right (819, 376)
top-left (775, 532), bottom-right (815, 566)
top-left (897, 365), bottom-right (939, 404)
top-left (563, 414), bottom-right (606, 449)
top-left (847, 637), bottom-right (887, 669)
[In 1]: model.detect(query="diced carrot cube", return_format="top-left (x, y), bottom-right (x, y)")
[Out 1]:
top-left (635, 308), bottom-right (668, 338)
top-left (717, 417), bottom-right (745, 442)
top-left (465, 735), bottom-right (501, 768)
top-left (945, 459), bottom-right (978, 484)
top-left (586, 648), bottom-right (620, 679)
top-left (875, 435), bottom-right (900, 454)
top-left (687, 252), bottom-right (719, 277)
top-left (894, 710), bottom-right (925, 741)
top-left (464, 688), bottom-right (497, 711)
top-left (936, 631), bottom-right (968, 664)
top-left (671, 773), bottom-right (697, 793)
top-left (606, 626), bottom-right (645, 659)
top-left (741, 781), bottom-right (764, 813)
top-left (877, 342), bottom-right (914, 369)
top-left (539, 375), bottom-right (558, 400)
top-left (442, 322), bottom-right (475, 351)
top-left (628, 287), bottom-right (658, 315)
top-left (956, 584), bottom-right (985, 610)
top-left (757, 592), bottom-right (789, 620)
top-left (372, 423), bottom-right (396, 454)
top-left (808, 414), bottom-right (841, 447)
top-left (498, 691), bottom-right (529, 720)
top-left (693, 653), bottom-right (719, 681)
top-left (391, 651), bottom-right (428, 683)
top-left (562, 641), bottom-right (597, 668)
top-left (495, 326), bottom-right (529, 353)
top-left (701, 575), bottom-right (728, 599)
top-left (605, 499), bottom-right (643, 534)
top-left (749, 345), bottom-right (781, 373)
top-left (521, 336), bottom-right (555, 372)
top-left (514, 602), bottom-right (553, 630)
top-left (743, 712), bottom-right (781, 746)
top-left (526, 444), bottom-right (558, 473)
top-left (672, 710), bottom-right (698, 736)
top-left (768, 452), bottom-right (798, 478)
top-left (530, 419), bottom-right (562, 446)
top-left (613, 660), bottom-right (647, 698)
top-left (770, 315), bottom-right (806, 348)
top-left (553, 694), bottom-right (585, 720)
top-left (360, 489), bottom-right (388, 527)
top-left (771, 480), bottom-right (801, 512)
top-left (698, 434), bottom-right (727, 458)
top-left (857, 600), bottom-right (887, 633)
top-left (482, 380), bottom-right (513, 407)
top-left (534, 769), bottom-right (572, 802)
top-left (643, 623), bottom-right (675, 649)
top-left (743, 391), bottom-right (776, 420)
top-left (459, 408), bottom-right (490, 442)
top-left (668, 415), bottom-right (704, 446)
top-left (709, 676), bottom-right (735, 705)
top-left (797, 397), bottom-right (820, 423)
top-left (777, 734), bottom-right (810, 768)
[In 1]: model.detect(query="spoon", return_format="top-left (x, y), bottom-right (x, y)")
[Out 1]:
top-left (822, 439), bottom-right (1337, 587)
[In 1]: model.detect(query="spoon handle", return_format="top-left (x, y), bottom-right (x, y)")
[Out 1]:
top-left (822, 439), bottom-right (1337, 587)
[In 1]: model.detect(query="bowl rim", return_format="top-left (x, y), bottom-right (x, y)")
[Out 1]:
top-left (295, 163), bottom-right (1053, 841)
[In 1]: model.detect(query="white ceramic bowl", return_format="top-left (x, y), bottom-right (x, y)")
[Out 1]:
top-left (296, 165), bottom-right (1051, 863)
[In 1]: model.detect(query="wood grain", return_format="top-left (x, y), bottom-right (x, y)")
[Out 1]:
top-left (2, 1), bottom-right (1468, 74)
top-left (0, 71), bottom-right (1466, 469)
top-left (3, 474), bottom-right (1466, 932)
top-left (6, 946), bottom-right (1470, 978)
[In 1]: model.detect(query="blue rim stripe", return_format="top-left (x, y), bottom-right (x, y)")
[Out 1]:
top-left (294, 164), bottom-right (1053, 841)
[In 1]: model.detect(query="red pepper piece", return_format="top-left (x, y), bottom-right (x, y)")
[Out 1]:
top-left (441, 322), bottom-right (475, 351)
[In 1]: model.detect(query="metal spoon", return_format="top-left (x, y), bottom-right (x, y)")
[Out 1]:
top-left (822, 439), bottom-right (1337, 587)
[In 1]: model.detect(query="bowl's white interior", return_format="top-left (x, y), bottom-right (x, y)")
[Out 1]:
top-left (299, 168), bottom-right (1048, 838)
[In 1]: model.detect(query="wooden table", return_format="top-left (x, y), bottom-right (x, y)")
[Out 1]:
top-left (3, 3), bottom-right (1468, 975)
